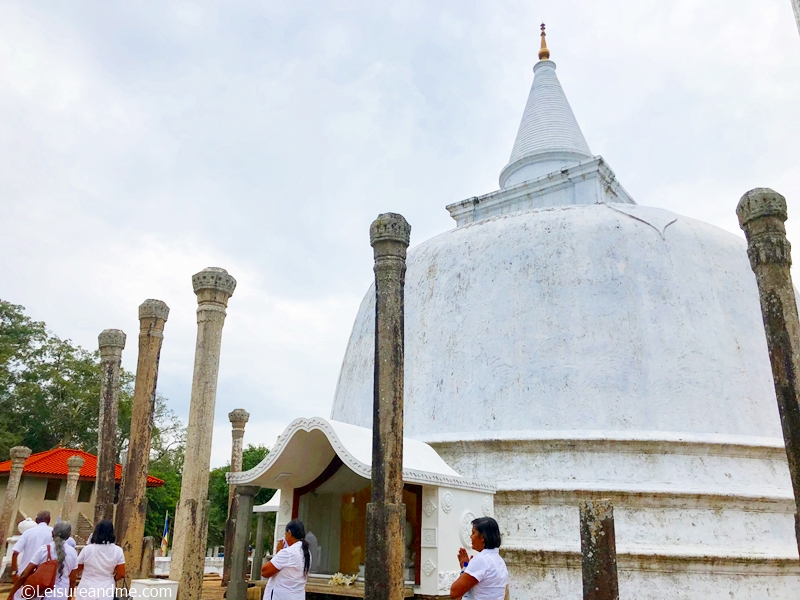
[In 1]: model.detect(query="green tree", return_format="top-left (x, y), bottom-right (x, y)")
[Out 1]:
top-left (143, 394), bottom-right (186, 541)
top-left (145, 441), bottom-right (184, 540)
top-left (206, 444), bottom-right (275, 549)
top-left (0, 300), bottom-right (102, 455)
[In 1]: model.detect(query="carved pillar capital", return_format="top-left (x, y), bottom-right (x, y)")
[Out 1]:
top-left (139, 299), bottom-right (170, 322)
top-left (67, 455), bottom-right (85, 474)
top-left (9, 446), bottom-right (31, 470)
top-left (98, 329), bottom-right (126, 360)
top-left (737, 188), bottom-right (791, 269)
top-left (228, 409), bottom-right (250, 434)
top-left (370, 213), bottom-right (411, 263)
top-left (235, 485), bottom-right (259, 498)
top-left (192, 267), bottom-right (237, 308)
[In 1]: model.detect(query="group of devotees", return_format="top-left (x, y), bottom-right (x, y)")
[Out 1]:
top-left (6, 512), bottom-right (508, 600)
top-left (6, 511), bottom-right (125, 599)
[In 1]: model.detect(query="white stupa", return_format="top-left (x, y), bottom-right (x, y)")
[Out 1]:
top-left (331, 27), bottom-right (800, 597)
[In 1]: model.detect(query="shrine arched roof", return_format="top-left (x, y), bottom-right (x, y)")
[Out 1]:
top-left (227, 417), bottom-right (494, 492)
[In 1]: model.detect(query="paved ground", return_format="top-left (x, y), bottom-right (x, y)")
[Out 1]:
top-left (201, 574), bottom-right (228, 600)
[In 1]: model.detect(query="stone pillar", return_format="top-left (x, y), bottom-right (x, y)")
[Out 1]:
top-left (365, 214), bottom-right (411, 600)
top-left (250, 512), bottom-right (265, 581)
top-left (737, 188), bottom-right (800, 555)
top-left (61, 455), bottom-right (85, 525)
top-left (223, 409), bottom-right (250, 586)
top-left (250, 513), bottom-right (264, 581)
top-left (95, 328), bottom-right (126, 524)
top-left (116, 299), bottom-right (169, 579)
top-left (793, 0), bottom-right (800, 36)
top-left (141, 537), bottom-right (156, 578)
top-left (227, 486), bottom-right (258, 600)
top-left (0, 446), bottom-right (31, 549)
top-left (170, 267), bottom-right (237, 600)
top-left (579, 500), bottom-right (619, 600)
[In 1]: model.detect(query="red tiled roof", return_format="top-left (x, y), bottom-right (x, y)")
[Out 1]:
top-left (0, 448), bottom-right (164, 487)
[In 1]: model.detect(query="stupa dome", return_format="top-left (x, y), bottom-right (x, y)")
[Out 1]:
top-left (331, 202), bottom-right (778, 441)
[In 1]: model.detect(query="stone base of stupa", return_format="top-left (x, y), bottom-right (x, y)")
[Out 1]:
top-left (429, 433), bottom-right (800, 599)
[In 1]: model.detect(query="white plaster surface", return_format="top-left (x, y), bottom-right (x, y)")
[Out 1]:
top-left (253, 490), bottom-right (280, 513)
top-left (501, 60), bottom-right (592, 188)
top-left (332, 203), bottom-right (779, 442)
top-left (448, 156), bottom-right (634, 227)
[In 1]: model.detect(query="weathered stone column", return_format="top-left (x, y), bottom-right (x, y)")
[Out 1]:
top-left (227, 486), bottom-right (258, 600)
top-left (222, 409), bottom-right (250, 586)
top-left (170, 267), bottom-right (236, 600)
top-left (0, 446), bottom-right (31, 549)
top-left (116, 299), bottom-right (169, 579)
top-left (60, 455), bottom-right (85, 525)
top-left (579, 499), bottom-right (619, 600)
top-left (250, 512), bottom-right (265, 581)
top-left (95, 328), bottom-right (126, 524)
top-left (365, 213), bottom-right (411, 600)
top-left (737, 188), bottom-right (800, 555)
top-left (141, 537), bottom-right (156, 578)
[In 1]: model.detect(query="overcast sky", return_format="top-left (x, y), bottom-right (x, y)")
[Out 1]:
top-left (1, 1), bottom-right (798, 468)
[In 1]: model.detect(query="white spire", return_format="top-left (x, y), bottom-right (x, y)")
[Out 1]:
top-left (499, 27), bottom-right (593, 189)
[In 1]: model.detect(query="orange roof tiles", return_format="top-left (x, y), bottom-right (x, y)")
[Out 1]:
top-left (0, 448), bottom-right (164, 487)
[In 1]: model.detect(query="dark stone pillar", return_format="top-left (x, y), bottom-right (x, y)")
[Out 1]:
top-left (579, 499), bottom-right (619, 600)
top-left (142, 536), bottom-right (156, 578)
top-left (228, 486), bottom-right (258, 600)
top-left (365, 213), bottom-right (411, 600)
top-left (116, 299), bottom-right (169, 579)
top-left (95, 328), bottom-right (126, 524)
top-left (222, 409), bottom-right (250, 586)
top-left (251, 512), bottom-right (265, 581)
top-left (737, 187), bottom-right (800, 555)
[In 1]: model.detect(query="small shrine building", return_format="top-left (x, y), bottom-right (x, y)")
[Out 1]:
top-left (229, 417), bottom-right (495, 596)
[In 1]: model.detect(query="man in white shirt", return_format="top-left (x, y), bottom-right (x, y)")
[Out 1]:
top-left (10, 511), bottom-right (53, 581)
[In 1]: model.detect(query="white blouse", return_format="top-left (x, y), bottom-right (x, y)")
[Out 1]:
top-left (464, 548), bottom-right (508, 600)
top-left (264, 542), bottom-right (308, 600)
top-left (75, 543), bottom-right (125, 600)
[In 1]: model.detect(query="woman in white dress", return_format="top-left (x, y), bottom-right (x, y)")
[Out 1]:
top-left (75, 520), bottom-right (126, 600)
top-left (261, 519), bottom-right (311, 600)
top-left (450, 517), bottom-right (508, 600)
top-left (7, 521), bottom-right (78, 600)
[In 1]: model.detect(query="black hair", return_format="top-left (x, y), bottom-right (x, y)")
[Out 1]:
top-left (471, 516), bottom-right (502, 550)
top-left (90, 519), bottom-right (116, 544)
top-left (285, 519), bottom-right (310, 575)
